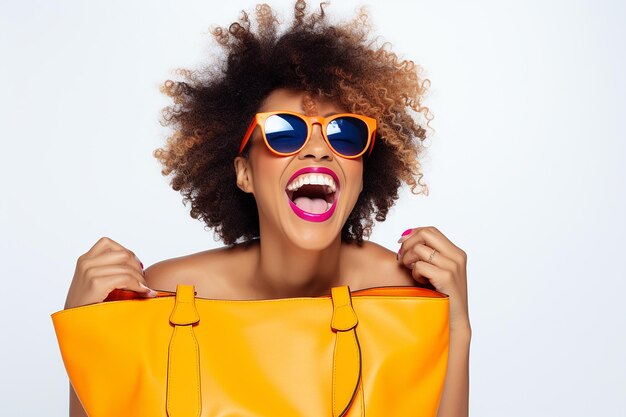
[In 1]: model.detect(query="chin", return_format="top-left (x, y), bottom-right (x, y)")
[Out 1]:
top-left (284, 225), bottom-right (342, 251)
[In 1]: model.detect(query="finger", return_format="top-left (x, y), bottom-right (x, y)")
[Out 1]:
top-left (411, 261), bottom-right (444, 291)
top-left (399, 242), bottom-right (456, 287)
top-left (94, 249), bottom-right (143, 273)
top-left (90, 273), bottom-right (156, 297)
top-left (408, 262), bottom-right (430, 285)
top-left (399, 226), bottom-right (461, 262)
top-left (80, 250), bottom-right (144, 280)
top-left (85, 265), bottom-right (152, 293)
top-left (83, 237), bottom-right (143, 269)
top-left (85, 237), bottom-right (141, 262)
top-left (399, 243), bottom-right (456, 272)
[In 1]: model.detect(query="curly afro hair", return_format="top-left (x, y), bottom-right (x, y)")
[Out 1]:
top-left (154, 0), bottom-right (434, 246)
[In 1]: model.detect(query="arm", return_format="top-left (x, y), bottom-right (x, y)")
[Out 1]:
top-left (64, 237), bottom-right (153, 417)
top-left (69, 383), bottom-right (88, 417)
top-left (437, 326), bottom-right (471, 417)
top-left (396, 226), bottom-right (471, 417)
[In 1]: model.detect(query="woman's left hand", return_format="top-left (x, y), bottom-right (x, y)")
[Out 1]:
top-left (397, 226), bottom-right (470, 333)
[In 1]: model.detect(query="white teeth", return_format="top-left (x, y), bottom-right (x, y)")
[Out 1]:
top-left (287, 173), bottom-right (337, 192)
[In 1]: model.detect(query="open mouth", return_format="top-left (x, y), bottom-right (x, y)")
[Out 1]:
top-left (285, 170), bottom-right (340, 222)
top-left (287, 182), bottom-right (336, 214)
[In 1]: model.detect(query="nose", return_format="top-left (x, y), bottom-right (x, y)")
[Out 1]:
top-left (297, 123), bottom-right (333, 161)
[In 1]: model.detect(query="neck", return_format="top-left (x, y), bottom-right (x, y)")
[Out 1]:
top-left (246, 232), bottom-right (345, 299)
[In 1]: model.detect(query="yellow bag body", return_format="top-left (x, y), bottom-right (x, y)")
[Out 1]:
top-left (51, 284), bottom-right (449, 417)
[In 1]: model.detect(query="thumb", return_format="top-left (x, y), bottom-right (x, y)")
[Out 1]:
top-left (138, 282), bottom-right (157, 297)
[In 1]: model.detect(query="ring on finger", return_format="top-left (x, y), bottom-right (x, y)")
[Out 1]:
top-left (427, 248), bottom-right (437, 264)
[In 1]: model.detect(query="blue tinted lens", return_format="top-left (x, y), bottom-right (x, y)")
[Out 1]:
top-left (264, 114), bottom-right (308, 153)
top-left (326, 117), bottom-right (369, 156)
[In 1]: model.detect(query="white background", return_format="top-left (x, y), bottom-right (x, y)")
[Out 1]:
top-left (1, 0), bottom-right (625, 415)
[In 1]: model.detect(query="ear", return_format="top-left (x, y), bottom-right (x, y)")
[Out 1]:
top-left (234, 156), bottom-right (254, 193)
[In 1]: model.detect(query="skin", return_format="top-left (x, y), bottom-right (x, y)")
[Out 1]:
top-left (65, 88), bottom-right (471, 417)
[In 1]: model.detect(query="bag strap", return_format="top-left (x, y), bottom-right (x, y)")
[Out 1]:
top-left (330, 285), bottom-right (363, 417)
top-left (167, 284), bottom-right (201, 417)
top-left (165, 284), bottom-right (363, 417)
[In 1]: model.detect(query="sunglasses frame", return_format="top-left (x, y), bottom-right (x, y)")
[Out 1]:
top-left (238, 110), bottom-right (377, 159)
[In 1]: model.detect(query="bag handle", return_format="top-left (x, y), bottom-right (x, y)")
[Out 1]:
top-left (330, 286), bottom-right (363, 416)
top-left (167, 284), bottom-right (201, 417)
top-left (165, 284), bottom-right (363, 417)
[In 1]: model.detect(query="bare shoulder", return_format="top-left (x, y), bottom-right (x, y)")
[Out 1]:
top-left (143, 241), bottom-right (258, 298)
top-left (344, 240), bottom-right (420, 288)
top-left (142, 248), bottom-right (226, 293)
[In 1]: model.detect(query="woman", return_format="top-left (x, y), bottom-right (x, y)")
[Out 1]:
top-left (63, 1), bottom-right (471, 416)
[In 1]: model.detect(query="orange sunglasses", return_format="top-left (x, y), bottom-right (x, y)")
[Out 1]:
top-left (238, 111), bottom-right (377, 159)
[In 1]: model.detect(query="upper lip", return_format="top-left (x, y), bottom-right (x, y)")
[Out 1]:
top-left (286, 166), bottom-right (340, 190)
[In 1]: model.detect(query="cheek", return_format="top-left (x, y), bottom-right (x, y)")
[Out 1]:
top-left (343, 161), bottom-right (364, 196)
top-left (348, 160), bottom-right (364, 180)
top-left (249, 154), bottom-right (288, 198)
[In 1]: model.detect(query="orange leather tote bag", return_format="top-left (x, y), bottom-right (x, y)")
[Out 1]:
top-left (51, 284), bottom-right (449, 417)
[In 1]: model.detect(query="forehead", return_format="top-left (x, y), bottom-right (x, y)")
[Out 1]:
top-left (258, 88), bottom-right (347, 116)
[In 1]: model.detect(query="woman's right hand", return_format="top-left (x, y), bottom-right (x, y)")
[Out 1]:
top-left (64, 236), bottom-right (157, 310)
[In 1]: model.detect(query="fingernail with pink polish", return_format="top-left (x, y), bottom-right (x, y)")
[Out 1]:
top-left (398, 228), bottom-right (413, 243)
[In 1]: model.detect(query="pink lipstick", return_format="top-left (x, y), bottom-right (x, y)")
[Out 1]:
top-left (285, 167), bottom-right (340, 223)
